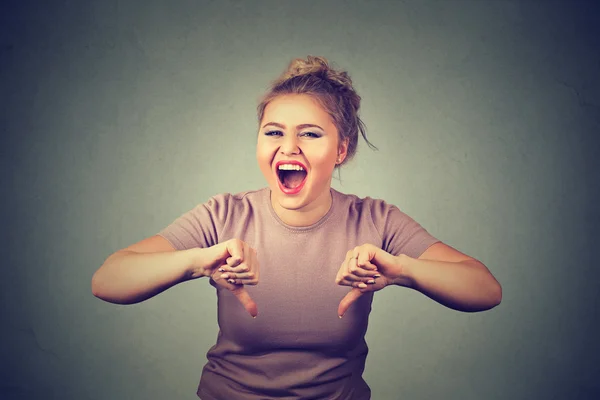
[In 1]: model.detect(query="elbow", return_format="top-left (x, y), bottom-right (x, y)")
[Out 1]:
top-left (466, 280), bottom-right (502, 313)
top-left (91, 268), bottom-right (136, 305)
top-left (91, 271), bottom-right (104, 299)
top-left (489, 280), bottom-right (502, 309)
top-left (90, 269), bottom-right (115, 302)
top-left (91, 255), bottom-right (121, 302)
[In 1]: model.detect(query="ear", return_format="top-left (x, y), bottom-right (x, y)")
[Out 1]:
top-left (337, 138), bottom-right (349, 164)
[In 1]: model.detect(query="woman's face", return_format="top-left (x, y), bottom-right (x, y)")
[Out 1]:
top-left (256, 94), bottom-right (348, 223)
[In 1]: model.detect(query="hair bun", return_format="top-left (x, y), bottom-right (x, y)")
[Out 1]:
top-left (281, 55), bottom-right (354, 92)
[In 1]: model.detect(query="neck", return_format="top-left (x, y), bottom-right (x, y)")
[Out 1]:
top-left (271, 188), bottom-right (333, 227)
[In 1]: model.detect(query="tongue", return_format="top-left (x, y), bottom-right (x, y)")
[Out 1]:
top-left (283, 170), bottom-right (306, 189)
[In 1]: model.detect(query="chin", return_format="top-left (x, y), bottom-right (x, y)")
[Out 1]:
top-left (273, 188), bottom-right (307, 208)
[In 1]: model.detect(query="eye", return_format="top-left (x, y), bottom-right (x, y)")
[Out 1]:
top-left (301, 131), bottom-right (321, 138)
top-left (265, 130), bottom-right (283, 136)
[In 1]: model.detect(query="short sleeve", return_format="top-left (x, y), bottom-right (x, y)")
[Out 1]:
top-left (157, 194), bottom-right (231, 251)
top-left (370, 200), bottom-right (440, 259)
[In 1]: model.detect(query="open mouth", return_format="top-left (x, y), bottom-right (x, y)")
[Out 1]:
top-left (275, 161), bottom-right (308, 194)
top-left (277, 169), bottom-right (307, 189)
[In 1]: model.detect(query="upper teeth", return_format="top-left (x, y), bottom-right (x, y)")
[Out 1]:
top-left (278, 164), bottom-right (304, 171)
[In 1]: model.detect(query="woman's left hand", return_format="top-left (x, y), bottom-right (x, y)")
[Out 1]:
top-left (335, 243), bottom-right (406, 317)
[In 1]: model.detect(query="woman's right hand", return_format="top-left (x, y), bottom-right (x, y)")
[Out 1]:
top-left (191, 239), bottom-right (260, 317)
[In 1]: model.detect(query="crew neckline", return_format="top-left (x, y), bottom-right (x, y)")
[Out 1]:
top-left (265, 187), bottom-right (339, 233)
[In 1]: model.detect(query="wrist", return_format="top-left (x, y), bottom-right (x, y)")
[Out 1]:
top-left (392, 254), bottom-right (416, 288)
top-left (182, 247), bottom-right (209, 280)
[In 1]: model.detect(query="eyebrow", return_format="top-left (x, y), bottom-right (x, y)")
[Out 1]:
top-left (261, 122), bottom-right (325, 131)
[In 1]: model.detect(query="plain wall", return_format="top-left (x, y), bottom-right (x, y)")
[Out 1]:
top-left (2, 0), bottom-right (599, 399)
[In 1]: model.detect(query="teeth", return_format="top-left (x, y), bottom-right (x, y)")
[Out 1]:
top-left (278, 164), bottom-right (305, 171)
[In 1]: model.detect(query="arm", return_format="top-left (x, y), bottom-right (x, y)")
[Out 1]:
top-left (92, 235), bottom-right (261, 316)
top-left (396, 242), bottom-right (502, 312)
top-left (91, 235), bottom-right (205, 305)
top-left (337, 242), bottom-right (502, 316)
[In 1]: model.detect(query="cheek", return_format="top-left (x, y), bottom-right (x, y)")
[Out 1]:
top-left (310, 145), bottom-right (338, 167)
top-left (256, 143), bottom-right (276, 174)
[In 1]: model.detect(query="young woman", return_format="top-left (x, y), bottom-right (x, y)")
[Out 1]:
top-left (92, 56), bottom-right (502, 400)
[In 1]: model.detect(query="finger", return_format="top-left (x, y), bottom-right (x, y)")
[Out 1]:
top-left (338, 288), bottom-right (363, 318)
top-left (226, 240), bottom-right (245, 266)
top-left (349, 257), bottom-right (380, 277)
top-left (348, 263), bottom-right (380, 278)
top-left (222, 248), bottom-right (259, 284)
top-left (226, 256), bottom-right (242, 267)
top-left (356, 258), bottom-right (378, 271)
top-left (337, 278), bottom-right (357, 286)
top-left (342, 279), bottom-right (377, 288)
top-left (218, 263), bottom-right (249, 273)
top-left (219, 270), bottom-right (257, 282)
top-left (339, 274), bottom-right (377, 284)
top-left (225, 278), bottom-right (258, 286)
top-left (230, 286), bottom-right (258, 317)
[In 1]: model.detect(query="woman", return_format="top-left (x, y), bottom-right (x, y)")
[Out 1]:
top-left (92, 56), bottom-right (502, 400)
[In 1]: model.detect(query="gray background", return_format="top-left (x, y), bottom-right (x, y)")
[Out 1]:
top-left (2, 0), bottom-right (599, 399)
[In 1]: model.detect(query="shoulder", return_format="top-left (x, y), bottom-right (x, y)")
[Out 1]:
top-left (332, 188), bottom-right (395, 219)
top-left (332, 189), bottom-right (421, 237)
top-left (202, 187), bottom-right (268, 222)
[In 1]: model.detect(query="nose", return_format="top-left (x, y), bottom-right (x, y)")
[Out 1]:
top-left (280, 134), bottom-right (301, 156)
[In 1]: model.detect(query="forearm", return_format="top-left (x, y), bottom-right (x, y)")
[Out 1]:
top-left (397, 255), bottom-right (502, 312)
top-left (91, 249), bottom-right (198, 304)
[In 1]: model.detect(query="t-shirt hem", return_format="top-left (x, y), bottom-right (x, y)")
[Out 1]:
top-left (412, 238), bottom-right (442, 259)
top-left (156, 231), bottom-right (185, 251)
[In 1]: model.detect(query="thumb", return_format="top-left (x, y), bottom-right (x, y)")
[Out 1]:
top-left (338, 288), bottom-right (363, 318)
top-left (230, 286), bottom-right (258, 318)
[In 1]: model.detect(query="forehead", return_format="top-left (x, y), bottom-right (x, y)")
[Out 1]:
top-left (262, 94), bottom-right (333, 126)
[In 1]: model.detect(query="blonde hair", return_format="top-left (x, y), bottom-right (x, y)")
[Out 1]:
top-left (257, 56), bottom-right (377, 170)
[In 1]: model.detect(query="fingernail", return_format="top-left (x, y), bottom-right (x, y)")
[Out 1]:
top-left (339, 315), bottom-right (343, 319)
top-left (218, 268), bottom-right (224, 272)
top-left (228, 279), bottom-right (235, 284)
top-left (358, 283), bottom-right (367, 288)
top-left (367, 279), bottom-right (375, 284)
top-left (220, 273), bottom-right (229, 279)
top-left (374, 274), bottom-right (381, 278)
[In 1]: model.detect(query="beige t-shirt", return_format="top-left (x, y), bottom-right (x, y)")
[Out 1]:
top-left (158, 187), bottom-right (439, 400)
